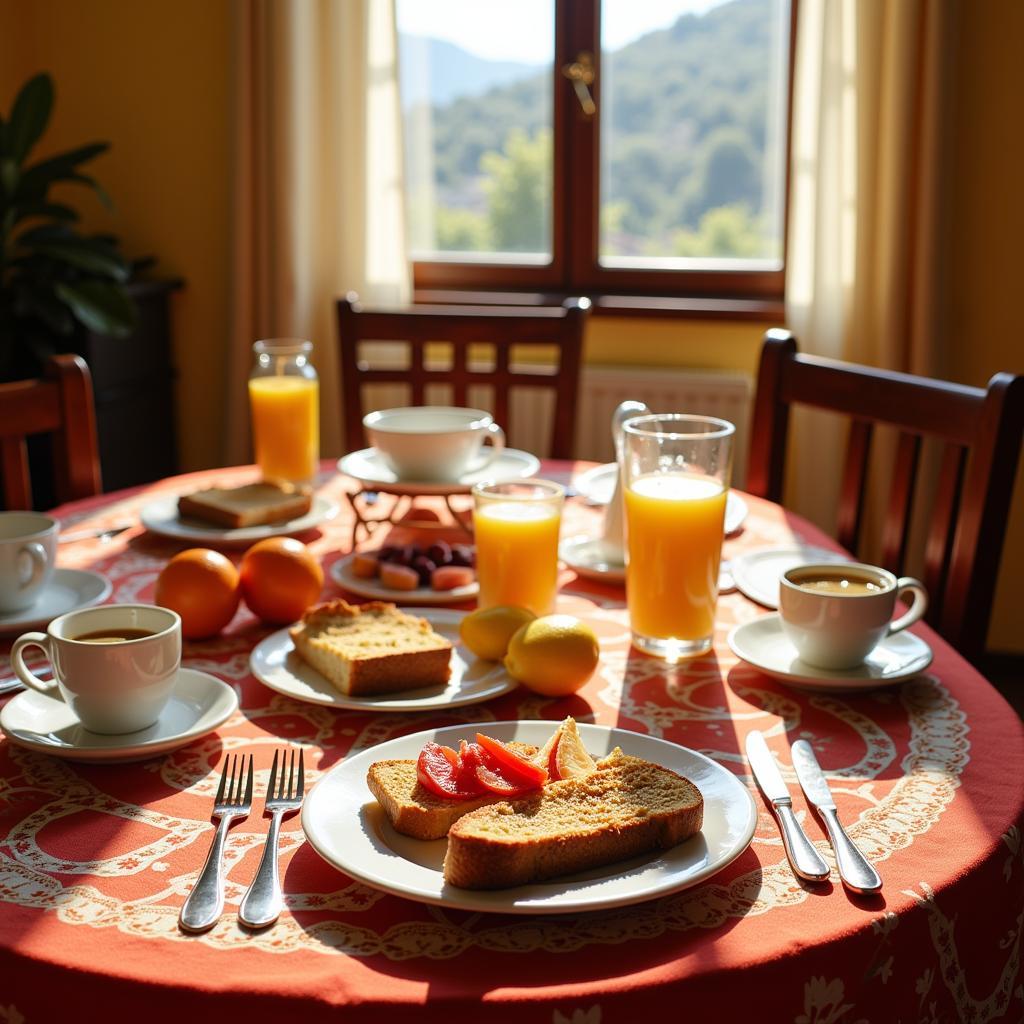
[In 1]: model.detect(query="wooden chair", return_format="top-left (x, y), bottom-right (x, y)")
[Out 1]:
top-left (0, 354), bottom-right (102, 509)
top-left (747, 329), bottom-right (1024, 664)
top-left (336, 295), bottom-right (590, 459)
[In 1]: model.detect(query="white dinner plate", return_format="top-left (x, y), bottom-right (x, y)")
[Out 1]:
top-left (0, 569), bottom-right (112, 636)
top-left (338, 447), bottom-right (540, 496)
top-left (330, 553), bottom-right (478, 605)
top-left (727, 614), bottom-right (934, 691)
top-left (559, 536), bottom-right (626, 584)
top-left (573, 464), bottom-right (748, 535)
top-left (302, 720), bottom-right (756, 914)
top-left (140, 494), bottom-right (338, 547)
top-left (249, 608), bottom-right (517, 712)
top-left (0, 668), bottom-right (238, 762)
top-left (730, 545), bottom-right (850, 609)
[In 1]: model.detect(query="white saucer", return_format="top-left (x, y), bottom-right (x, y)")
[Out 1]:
top-left (140, 494), bottom-right (338, 547)
top-left (338, 447), bottom-right (540, 496)
top-left (0, 569), bottom-right (112, 636)
top-left (330, 553), bottom-right (478, 604)
top-left (0, 668), bottom-right (238, 762)
top-left (573, 464), bottom-right (748, 535)
top-left (249, 608), bottom-right (518, 712)
top-left (727, 614), bottom-right (934, 691)
top-left (559, 536), bottom-right (625, 584)
top-left (302, 720), bottom-right (757, 914)
top-left (730, 545), bottom-right (850, 609)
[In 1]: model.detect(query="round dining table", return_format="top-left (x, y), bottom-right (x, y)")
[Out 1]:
top-left (1, 460), bottom-right (1021, 1023)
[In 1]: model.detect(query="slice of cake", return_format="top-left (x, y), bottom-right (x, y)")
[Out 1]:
top-left (290, 599), bottom-right (452, 696)
top-left (443, 750), bottom-right (704, 889)
top-left (178, 481), bottom-right (312, 528)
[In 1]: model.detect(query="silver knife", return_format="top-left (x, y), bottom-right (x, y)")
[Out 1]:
top-left (745, 730), bottom-right (830, 882)
top-left (792, 739), bottom-right (882, 894)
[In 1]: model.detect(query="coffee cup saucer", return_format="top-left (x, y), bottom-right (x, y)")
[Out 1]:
top-left (0, 668), bottom-right (237, 762)
top-left (560, 535), bottom-right (626, 584)
top-left (727, 614), bottom-right (933, 692)
top-left (338, 447), bottom-right (540, 496)
top-left (0, 569), bottom-right (112, 636)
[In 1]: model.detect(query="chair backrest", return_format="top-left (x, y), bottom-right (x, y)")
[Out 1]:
top-left (747, 329), bottom-right (1023, 663)
top-left (336, 295), bottom-right (590, 459)
top-left (0, 353), bottom-right (102, 509)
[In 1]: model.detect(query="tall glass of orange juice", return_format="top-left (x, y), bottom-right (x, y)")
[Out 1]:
top-left (473, 480), bottom-right (564, 616)
top-left (248, 339), bottom-right (319, 484)
top-left (621, 414), bottom-right (734, 661)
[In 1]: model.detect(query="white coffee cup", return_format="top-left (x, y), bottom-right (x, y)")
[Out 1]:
top-left (779, 562), bottom-right (928, 670)
top-left (11, 604), bottom-right (182, 734)
top-left (0, 512), bottom-right (58, 613)
top-left (364, 406), bottom-right (506, 482)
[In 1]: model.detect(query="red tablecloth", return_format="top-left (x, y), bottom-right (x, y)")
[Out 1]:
top-left (1, 461), bottom-right (1022, 1023)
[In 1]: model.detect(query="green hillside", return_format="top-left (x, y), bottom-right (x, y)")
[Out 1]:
top-left (406, 0), bottom-right (786, 259)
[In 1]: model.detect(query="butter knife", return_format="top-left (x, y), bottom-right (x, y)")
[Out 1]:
top-left (792, 739), bottom-right (882, 894)
top-left (745, 730), bottom-right (830, 882)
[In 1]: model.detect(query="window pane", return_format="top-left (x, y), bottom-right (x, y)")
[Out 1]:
top-left (599, 0), bottom-right (790, 268)
top-left (397, 0), bottom-right (554, 263)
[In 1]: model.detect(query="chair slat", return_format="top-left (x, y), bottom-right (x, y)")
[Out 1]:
top-left (922, 443), bottom-right (967, 626)
top-left (880, 432), bottom-right (921, 576)
top-left (836, 419), bottom-right (872, 553)
top-left (1, 437), bottom-right (32, 510)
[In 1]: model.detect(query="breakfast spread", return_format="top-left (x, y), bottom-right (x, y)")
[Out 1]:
top-left (351, 541), bottom-right (475, 592)
top-left (177, 481), bottom-right (313, 528)
top-left (366, 717), bottom-right (704, 888)
top-left (290, 599), bottom-right (452, 696)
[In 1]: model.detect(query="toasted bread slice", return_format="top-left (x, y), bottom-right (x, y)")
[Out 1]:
top-left (443, 751), bottom-right (703, 889)
top-left (177, 481), bottom-right (312, 528)
top-left (367, 742), bottom-right (539, 840)
top-left (291, 600), bottom-right (451, 696)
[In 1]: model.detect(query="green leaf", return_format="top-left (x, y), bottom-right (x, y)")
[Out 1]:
top-left (8, 73), bottom-right (53, 164)
top-left (54, 279), bottom-right (136, 336)
top-left (16, 223), bottom-right (75, 244)
top-left (25, 240), bottom-right (130, 281)
top-left (0, 157), bottom-right (17, 196)
top-left (8, 200), bottom-right (78, 224)
top-left (15, 143), bottom-right (109, 198)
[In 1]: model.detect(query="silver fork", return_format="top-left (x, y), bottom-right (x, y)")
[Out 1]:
top-left (179, 753), bottom-right (254, 933)
top-left (239, 748), bottom-right (305, 928)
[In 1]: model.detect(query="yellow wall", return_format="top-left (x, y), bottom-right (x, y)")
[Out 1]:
top-left (0, 0), bottom-right (232, 472)
top-left (1, 1), bottom-right (1020, 649)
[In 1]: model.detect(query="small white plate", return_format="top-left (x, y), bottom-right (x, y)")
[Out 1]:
top-left (0, 668), bottom-right (238, 762)
top-left (573, 464), bottom-right (748, 535)
top-left (0, 569), bottom-right (112, 636)
top-left (727, 614), bottom-right (934, 691)
top-left (329, 553), bottom-right (478, 605)
top-left (249, 608), bottom-right (517, 712)
top-left (730, 545), bottom-right (851, 609)
top-left (140, 494), bottom-right (338, 547)
top-left (302, 720), bottom-right (757, 914)
top-left (338, 447), bottom-right (540, 496)
top-left (560, 536), bottom-right (625, 584)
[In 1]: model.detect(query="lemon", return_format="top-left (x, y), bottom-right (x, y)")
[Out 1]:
top-left (460, 605), bottom-right (537, 661)
top-left (504, 615), bottom-right (600, 696)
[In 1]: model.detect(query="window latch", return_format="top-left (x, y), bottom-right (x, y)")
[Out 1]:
top-left (561, 51), bottom-right (596, 117)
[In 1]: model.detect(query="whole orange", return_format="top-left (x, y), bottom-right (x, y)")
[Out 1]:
top-left (240, 537), bottom-right (324, 625)
top-left (154, 548), bottom-right (240, 639)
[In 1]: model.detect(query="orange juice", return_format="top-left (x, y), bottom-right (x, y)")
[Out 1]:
top-left (624, 472), bottom-right (727, 644)
top-left (248, 376), bottom-right (319, 482)
top-left (475, 502), bottom-right (561, 615)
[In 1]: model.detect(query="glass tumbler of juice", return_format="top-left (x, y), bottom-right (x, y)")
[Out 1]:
top-left (621, 414), bottom-right (734, 661)
top-left (472, 479), bottom-right (565, 616)
top-left (248, 339), bottom-right (319, 484)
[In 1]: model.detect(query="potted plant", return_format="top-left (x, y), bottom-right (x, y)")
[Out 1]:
top-left (0, 71), bottom-right (136, 382)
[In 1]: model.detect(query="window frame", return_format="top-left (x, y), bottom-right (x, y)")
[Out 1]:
top-left (410, 0), bottom-right (798, 305)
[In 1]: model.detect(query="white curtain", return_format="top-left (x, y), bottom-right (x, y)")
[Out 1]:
top-left (225, 0), bottom-right (410, 465)
top-left (784, 0), bottom-right (954, 538)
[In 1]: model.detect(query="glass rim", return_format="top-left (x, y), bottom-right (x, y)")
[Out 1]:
top-left (622, 413), bottom-right (735, 441)
top-left (471, 477), bottom-right (565, 501)
top-left (253, 338), bottom-right (313, 356)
